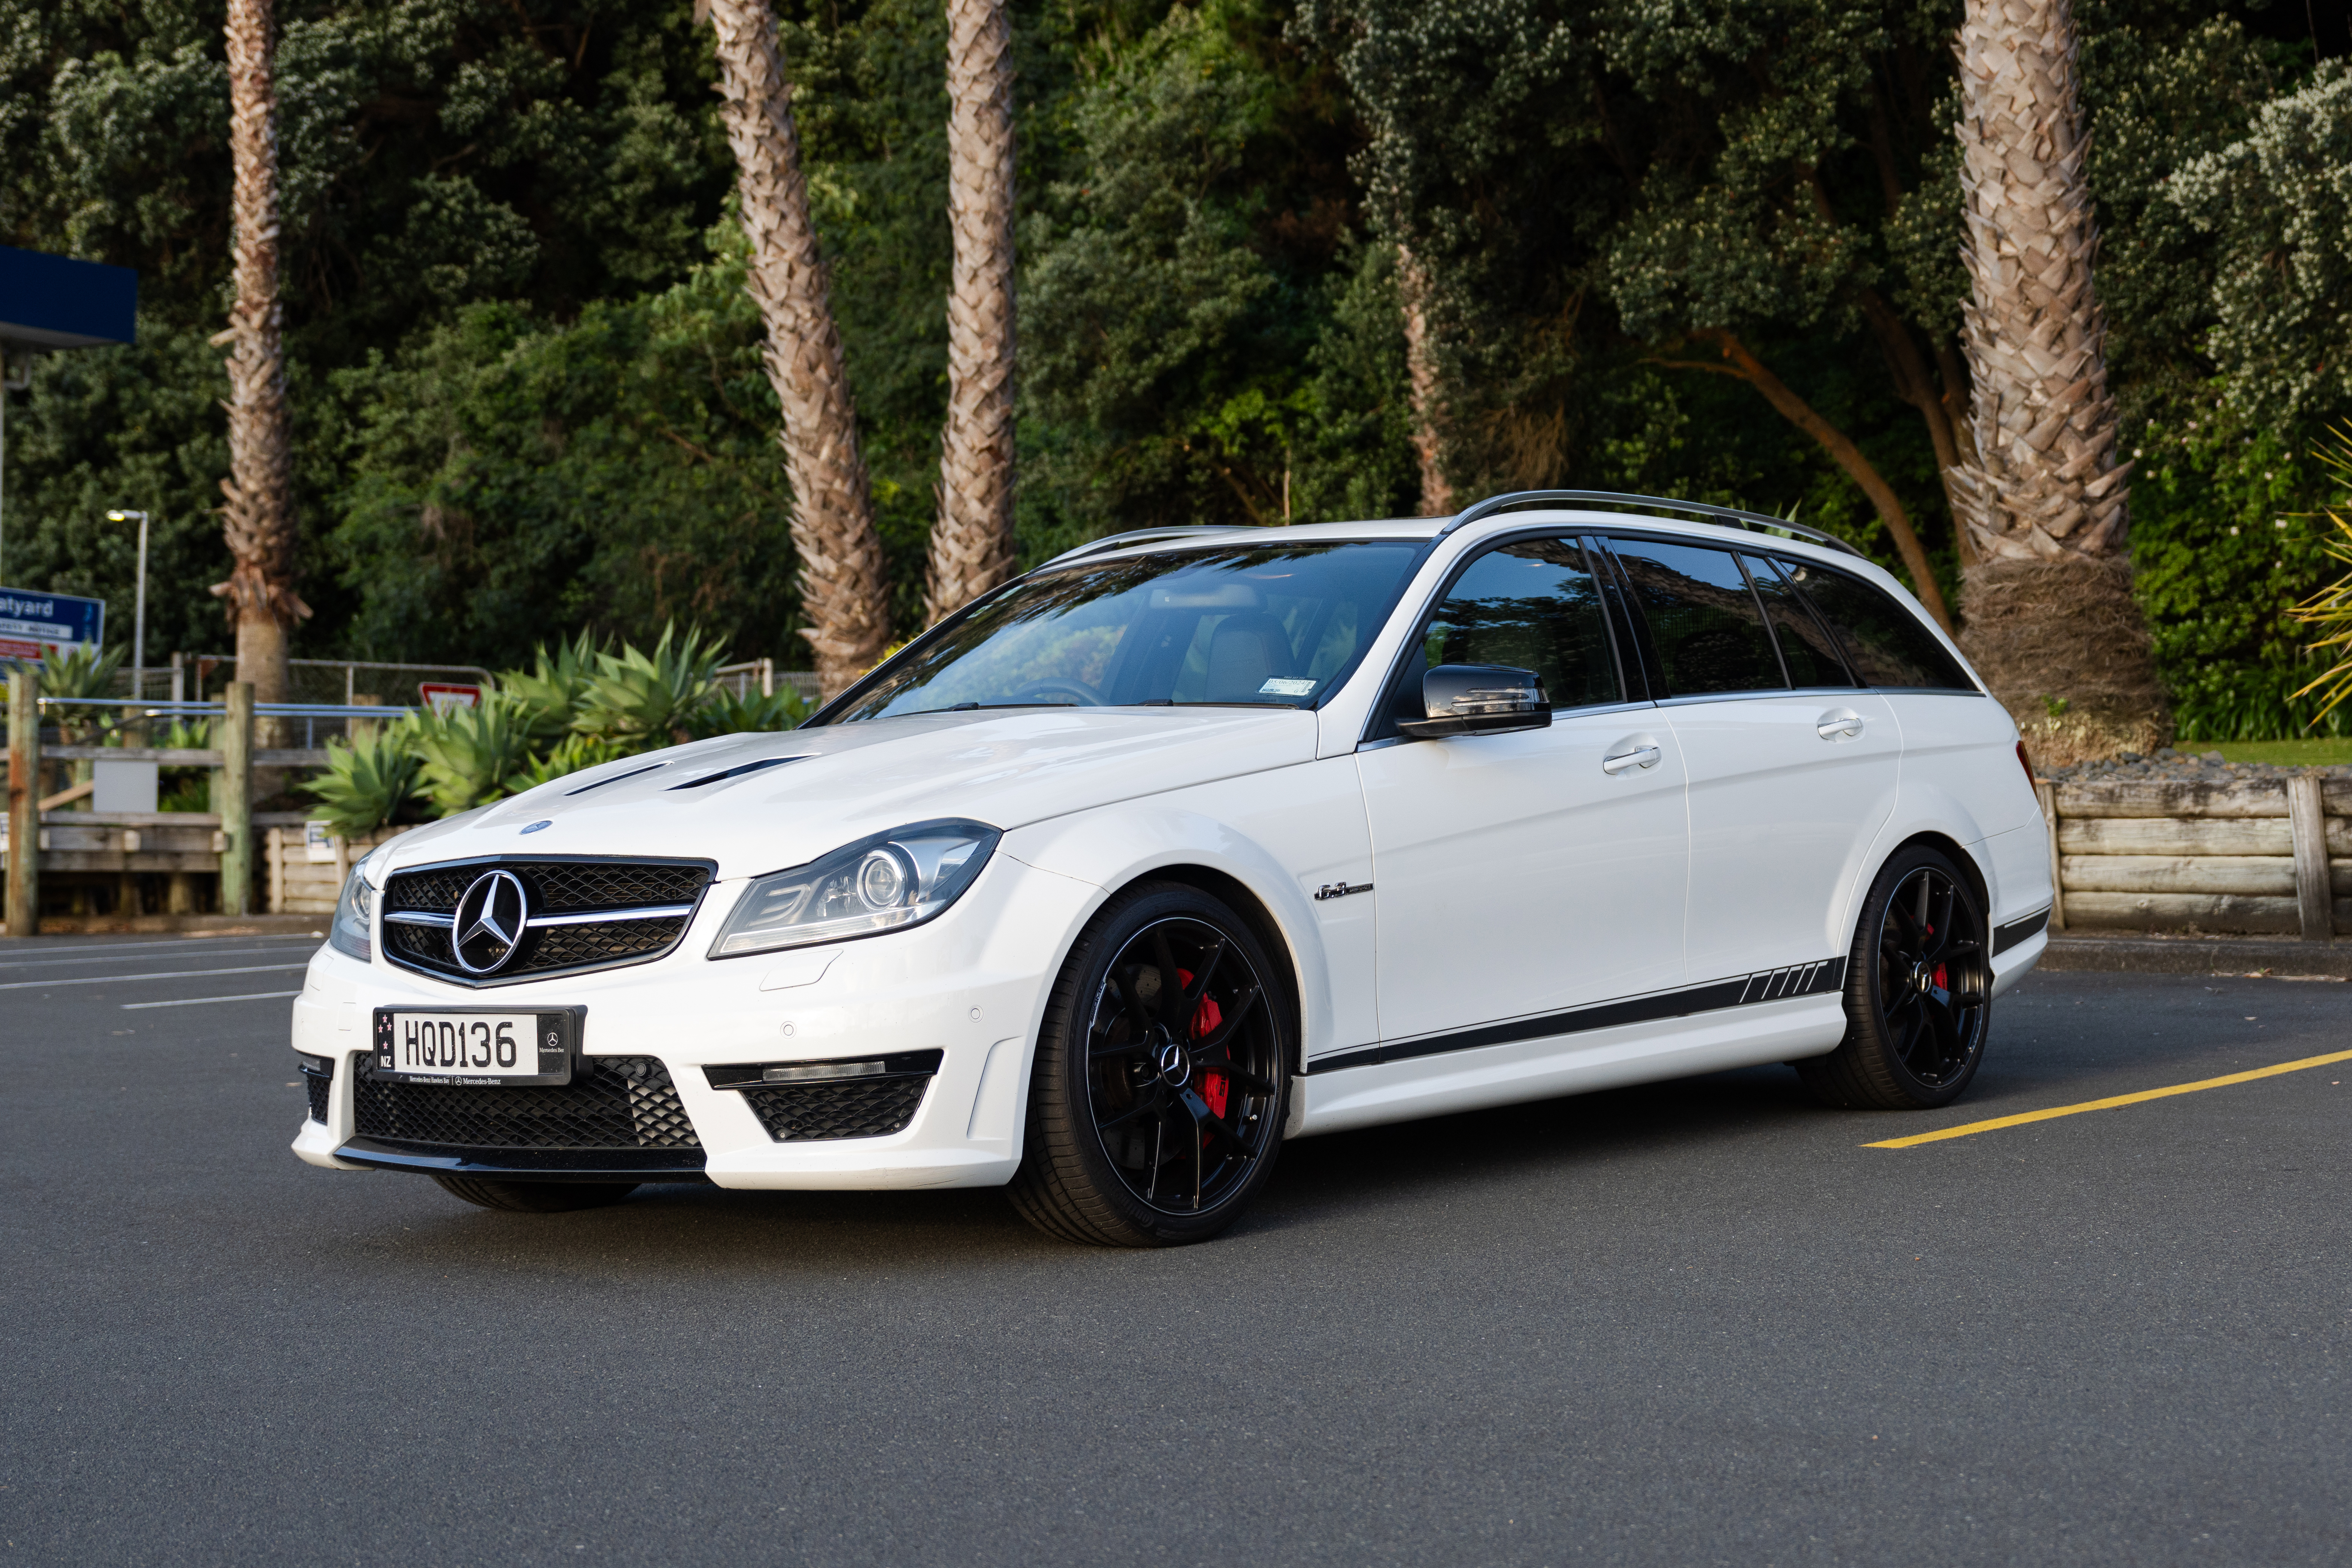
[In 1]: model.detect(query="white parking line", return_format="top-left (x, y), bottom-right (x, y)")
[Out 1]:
top-left (0, 935), bottom-right (321, 958)
top-left (0, 944), bottom-right (325, 972)
top-left (120, 990), bottom-right (303, 1010)
top-left (0, 962), bottom-right (311, 992)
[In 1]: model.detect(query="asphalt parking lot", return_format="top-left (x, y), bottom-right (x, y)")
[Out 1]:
top-left (2, 933), bottom-right (2346, 1566)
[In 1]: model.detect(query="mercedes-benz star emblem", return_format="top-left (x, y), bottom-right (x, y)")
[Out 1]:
top-left (452, 870), bottom-right (529, 975)
top-left (1156, 1041), bottom-right (1191, 1088)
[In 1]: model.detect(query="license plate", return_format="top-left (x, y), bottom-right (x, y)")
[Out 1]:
top-left (371, 1007), bottom-right (583, 1086)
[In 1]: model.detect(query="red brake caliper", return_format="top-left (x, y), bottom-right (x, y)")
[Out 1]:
top-left (1175, 968), bottom-right (1229, 1124)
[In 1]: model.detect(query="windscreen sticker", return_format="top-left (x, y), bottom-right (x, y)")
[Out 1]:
top-left (1258, 677), bottom-right (1317, 697)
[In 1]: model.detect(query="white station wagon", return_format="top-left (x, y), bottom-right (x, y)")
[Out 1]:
top-left (291, 491), bottom-right (2052, 1245)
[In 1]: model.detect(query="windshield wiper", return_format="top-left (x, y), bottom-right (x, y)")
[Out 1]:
top-left (912, 701), bottom-right (1081, 716)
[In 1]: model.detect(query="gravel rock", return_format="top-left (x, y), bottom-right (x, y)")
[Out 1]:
top-left (2039, 746), bottom-right (2352, 784)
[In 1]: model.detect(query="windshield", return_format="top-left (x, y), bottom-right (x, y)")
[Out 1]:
top-left (823, 541), bottom-right (1425, 723)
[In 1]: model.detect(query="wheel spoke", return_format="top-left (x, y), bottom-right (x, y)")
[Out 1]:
top-left (1181, 938), bottom-right (1226, 1014)
top-left (1089, 1037), bottom-right (1152, 1061)
top-left (1190, 985), bottom-right (1262, 1052)
top-left (1098, 1094), bottom-right (1162, 1134)
top-left (1181, 1087), bottom-right (1257, 1158)
top-left (1195, 1061), bottom-right (1277, 1096)
top-left (1150, 929), bottom-right (1181, 1017)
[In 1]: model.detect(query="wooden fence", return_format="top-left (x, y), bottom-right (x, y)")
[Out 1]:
top-left (2038, 776), bottom-right (2345, 940)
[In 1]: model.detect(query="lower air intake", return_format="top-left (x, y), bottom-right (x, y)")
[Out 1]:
top-left (353, 1056), bottom-right (700, 1151)
top-left (741, 1076), bottom-right (931, 1141)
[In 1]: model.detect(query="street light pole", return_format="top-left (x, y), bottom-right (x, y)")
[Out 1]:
top-left (104, 509), bottom-right (149, 700)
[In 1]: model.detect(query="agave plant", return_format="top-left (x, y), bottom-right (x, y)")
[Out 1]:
top-left (304, 727), bottom-right (425, 838)
top-left (504, 733), bottom-right (639, 793)
top-left (2292, 431), bottom-right (2352, 726)
top-left (21, 644), bottom-right (128, 742)
top-left (408, 694), bottom-right (540, 816)
top-left (683, 683), bottom-right (809, 739)
top-left (572, 623), bottom-right (727, 747)
top-left (495, 630), bottom-right (603, 743)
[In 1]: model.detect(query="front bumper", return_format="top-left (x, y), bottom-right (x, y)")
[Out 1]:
top-left (289, 851), bottom-right (1098, 1190)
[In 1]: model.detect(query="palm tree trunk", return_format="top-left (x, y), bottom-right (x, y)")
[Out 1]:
top-left (214, 0), bottom-right (308, 723)
top-left (1949, 0), bottom-right (2166, 761)
top-left (708, 0), bottom-right (890, 697)
top-left (1397, 244), bottom-right (1453, 517)
top-left (925, 0), bottom-right (1018, 625)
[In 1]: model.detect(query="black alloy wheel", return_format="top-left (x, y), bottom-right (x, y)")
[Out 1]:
top-left (1009, 884), bottom-right (1290, 1246)
top-left (1798, 844), bottom-right (1991, 1111)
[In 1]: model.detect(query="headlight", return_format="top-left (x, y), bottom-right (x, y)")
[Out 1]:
top-left (709, 819), bottom-right (1000, 958)
top-left (328, 844), bottom-right (386, 962)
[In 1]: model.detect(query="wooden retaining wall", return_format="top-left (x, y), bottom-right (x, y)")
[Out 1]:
top-left (2040, 776), bottom-right (2346, 940)
top-left (263, 824), bottom-right (416, 915)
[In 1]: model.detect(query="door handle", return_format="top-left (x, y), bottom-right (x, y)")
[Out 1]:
top-left (1602, 744), bottom-right (1661, 775)
top-left (1816, 712), bottom-right (1864, 740)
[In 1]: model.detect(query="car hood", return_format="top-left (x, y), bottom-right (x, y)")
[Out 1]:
top-left (373, 707), bottom-right (1320, 880)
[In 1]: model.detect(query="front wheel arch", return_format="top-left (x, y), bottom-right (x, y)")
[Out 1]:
top-left (1098, 862), bottom-right (1306, 1082)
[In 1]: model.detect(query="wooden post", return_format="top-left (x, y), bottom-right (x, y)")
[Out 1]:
top-left (2288, 773), bottom-right (2330, 943)
top-left (6, 667), bottom-right (36, 936)
top-left (219, 681), bottom-right (254, 917)
top-left (2035, 777), bottom-right (2064, 932)
top-left (266, 825), bottom-right (287, 914)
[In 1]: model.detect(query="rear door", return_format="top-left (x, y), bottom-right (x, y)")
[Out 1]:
top-left (1604, 536), bottom-right (1901, 989)
top-left (1355, 534), bottom-right (1689, 1050)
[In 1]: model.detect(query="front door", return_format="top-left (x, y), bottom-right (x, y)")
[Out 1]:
top-left (1356, 535), bottom-right (1691, 1053)
top-left (1604, 538), bottom-right (1901, 986)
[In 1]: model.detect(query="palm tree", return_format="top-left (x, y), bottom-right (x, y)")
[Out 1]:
top-left (1397, 244), bottom-right (1452, 517)
top-left (1948, 0), bottom-right (2166, 761)
top-left (707, 0), bottom-right (891, 696)
top-left (216, 0), bottom-right (308, 710)
top-left (926, 0), bottom-right (1018, 623)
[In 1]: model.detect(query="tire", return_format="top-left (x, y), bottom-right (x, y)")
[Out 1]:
top-left (429, 1175), bottom-right (640, 1213)
top-left (1798, 844), bottom-right (1992, 1111)
top-left (1008, 882), bottom-right (1292, 1247)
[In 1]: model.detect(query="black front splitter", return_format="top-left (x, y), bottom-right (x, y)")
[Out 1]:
top-left (336, 1137), bottom-right (712, 1184)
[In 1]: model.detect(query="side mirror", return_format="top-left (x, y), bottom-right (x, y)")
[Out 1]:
top-left (1397, 664), bottom-right (1553, 739)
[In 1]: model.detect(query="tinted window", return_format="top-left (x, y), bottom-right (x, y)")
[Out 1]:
top-left (1778, 560), bottom-right (1976, 690)
top-left (1607, 538), bottom-right (1786, 696)
top-left (1744, 554), bottom-right (1854, 688)
top-left (826, 542), bottom-right (1422, 722)
top-left (1391, 538), bottom-right (1622, 726)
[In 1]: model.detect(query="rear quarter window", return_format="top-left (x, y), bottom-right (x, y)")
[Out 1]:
top-left (1779, 561), bottom-right (1976, 691)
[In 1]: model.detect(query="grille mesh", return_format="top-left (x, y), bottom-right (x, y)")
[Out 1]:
top-left (302, 1061), bottom-right (333, 1124)
top-left (353, 1056), bottom-right (701, 1151)
top-left (384, 861), bottom-right (709, 915)
top-left (741, 1076), bottom-right (930, 1141)
top-left (380, 860), bottom-right (711, 984)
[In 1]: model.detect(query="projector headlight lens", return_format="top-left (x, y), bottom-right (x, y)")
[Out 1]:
top-left (709, 820), bottom-right (999, 958)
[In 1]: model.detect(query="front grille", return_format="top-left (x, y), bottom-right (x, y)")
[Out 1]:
top-left (353, 1056), bottom-right (701, 1151)
top-left (381, 858), bottom-right (713, 985)
top-left (741, 1076), bottom-right (931, 1141)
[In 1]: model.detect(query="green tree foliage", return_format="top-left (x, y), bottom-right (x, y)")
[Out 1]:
top-left (4, 0), bottom-right (2350, 741)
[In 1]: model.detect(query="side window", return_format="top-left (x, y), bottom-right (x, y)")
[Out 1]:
top-left (1607, 538), bottom-right (1787, 696)
top-left (1743, 554), bottom-right (1855, 689)
top-left (1779, 560), bottom-right (1976, 690)
top-left (1392, 537), bottom-right (1624, 725)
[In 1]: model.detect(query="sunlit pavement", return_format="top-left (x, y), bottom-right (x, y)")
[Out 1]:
top-left (3, 935), bottom-right (2346, 1566)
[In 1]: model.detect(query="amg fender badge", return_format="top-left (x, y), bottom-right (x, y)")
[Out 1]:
top-left (1313, 882), bottom-right (1372, 902)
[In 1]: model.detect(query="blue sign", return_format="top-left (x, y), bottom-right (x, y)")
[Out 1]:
top-left (0, 246), bottom-right (138, 350)
top-left (0, 587), bottom-right (105, 662)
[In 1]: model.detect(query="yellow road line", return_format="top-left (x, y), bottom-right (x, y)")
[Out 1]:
top-left (1864, 1047), bottom-right (2352, 1148)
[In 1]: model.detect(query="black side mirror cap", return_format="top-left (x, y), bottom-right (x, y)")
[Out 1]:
top-left (1396, 664), bottom-right (1553, 738)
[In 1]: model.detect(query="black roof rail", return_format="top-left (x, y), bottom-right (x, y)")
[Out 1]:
top-left (1036, 525), bottom-right (1235, 569)
top-left (1434, 489), bottom-right (1865, 558)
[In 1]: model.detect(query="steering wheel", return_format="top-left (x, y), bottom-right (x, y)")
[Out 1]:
top-left (1011, 678), bottom-right (1106, 708)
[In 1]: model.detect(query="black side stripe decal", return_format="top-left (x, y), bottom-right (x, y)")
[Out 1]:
top-left (1309, 957), bottom-right (1848, 1075)
top-left (1992, 907), bottom-right (2050, 956)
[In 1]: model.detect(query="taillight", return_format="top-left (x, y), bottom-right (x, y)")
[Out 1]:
top-left (2016, 740), bottom-right (2035, 783)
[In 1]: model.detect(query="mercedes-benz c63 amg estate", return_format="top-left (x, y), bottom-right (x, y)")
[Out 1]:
top-left (290, 490), bottom-right (2051, 1245)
